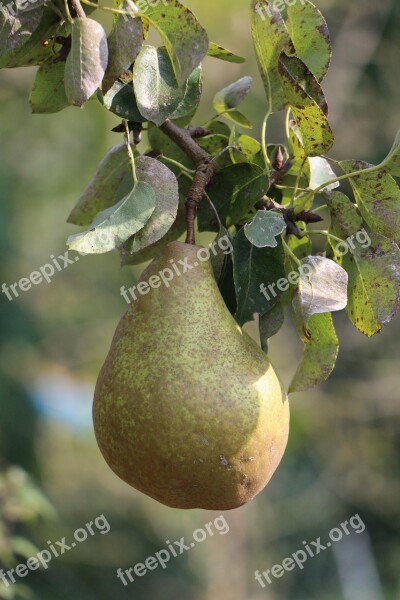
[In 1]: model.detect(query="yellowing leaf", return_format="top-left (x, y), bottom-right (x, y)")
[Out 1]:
top-left (249, 0), bottom-right (291, 112)
top-left (286, 0), bottom-right (331, 81)
top-left (289, 312), bottom-right (338, 393)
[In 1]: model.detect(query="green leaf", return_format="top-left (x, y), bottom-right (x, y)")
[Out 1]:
top-left (249, 0), bottom-right (291, 112)
top-left (278, 53), bottom-right (334, 156)
top-left (212, 76), bottom-right (253, 130)
top-left (207, 42), bottom-right (245, 63)
top-left (286, 0), bottom-right (331, 81)
top-left (289, 312), bottom-right (338, 393)
top-left (170, 66), bottom-right (202, 120)
top-left (380, 128), bottom-right (400, 176)
top-left (279, 53), bottom-right (327, 113)
top-left (99, 79), bottom-right (146, 122)
top-left (259, 303), bottom-right (285, 353)
top-left (213, 76), bottom-right (252, 112)
top-left (116, 156), bottom-right (179, 252)
top-left (287, 225), bottom-right (312, 259)
top-left (244, 210), bottom-right (286, 248)
top-left (229, 134), bottom-right (264, 167)
top-left (133, 45), bottom-right (187, 126)
top-left (102, 1), bottom-right (144, 93)
top-left (221, 109), bottom-right (253, 129)
top-left (293, 256), bottom-right (348, 322)
top-left (64, 18), bottom-right (108, 107)
top-left (0, 4), bottom-right (62, 68)
top-left (210, 226), bottom-right (233, 282)
top-left (340, 160), bottom-right (400, 243)
top-left (120, 173), bottom-right (189, 266)
top-left (10, 537), bottom-right (39, 560)
top-left (67, 142), bottom-right (133, 226)
top-left (233, 228), bottom-right (286, 325)
top-left (0, 2), bottom-right (43, 65)
top-left (328, 191), bottom-right (400, 336)
top-left (138, 0), bottom-right (208, 82)
top-left (197, 131), bottom-right (232, 170)
top-left (29, 60), bottom-right (69, 114)
top-left (326, 190), bottom-right (363, 238)
top-left (0, 3), bottom-right (43, 50)
top-left (67, 181), bottom-right (156, 254)
top-left (147, 126), bottom-right (192, 172)
top-left (198, 164), bottom-right (269, 231)
top-left (341, 236), bottom-right (400, 336)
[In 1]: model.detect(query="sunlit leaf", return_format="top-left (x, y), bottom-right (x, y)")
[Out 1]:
top-left (293, 256), bottom-right (348, 322)
top-left (221, 109), bottom-right (252, 129)
top-left (67, 181), bottom-right (156, 254)
top-left (229, 134), bottom-right (264, 167)
top-left (244, 210), bottom-right (286, 248)
top-left (308, 156), bottom-right (339, 190)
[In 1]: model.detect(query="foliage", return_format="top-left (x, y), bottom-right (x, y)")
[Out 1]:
top-left (0, 467), bottom-right (55, 599)
top-left (1, 0), bottom-right (399, 393)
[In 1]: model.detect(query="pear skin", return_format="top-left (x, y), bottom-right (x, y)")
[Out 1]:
top-left (93, 241), bottom-right (289, 510)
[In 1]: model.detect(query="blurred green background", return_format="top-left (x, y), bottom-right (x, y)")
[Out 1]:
top-left (1, 0), bottom-right (400, 598)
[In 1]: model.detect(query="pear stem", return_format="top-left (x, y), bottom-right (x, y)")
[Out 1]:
top-left (160, 120), bottom-right (214, 244)
top-left (69, 0), bottom-right (85, 18)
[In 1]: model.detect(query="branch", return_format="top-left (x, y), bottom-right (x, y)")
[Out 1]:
top-left (160, 120), bottom-right (214, 245)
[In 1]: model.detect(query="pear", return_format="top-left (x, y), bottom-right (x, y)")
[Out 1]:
top-left (93, 241), bottom-right (289, 510)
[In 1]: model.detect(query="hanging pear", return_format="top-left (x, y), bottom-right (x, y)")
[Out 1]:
top-left (93, 241), bottom-right (289, 510)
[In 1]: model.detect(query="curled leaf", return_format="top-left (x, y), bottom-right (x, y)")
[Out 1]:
top-left (213, 76), bottom-right (252, 112)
